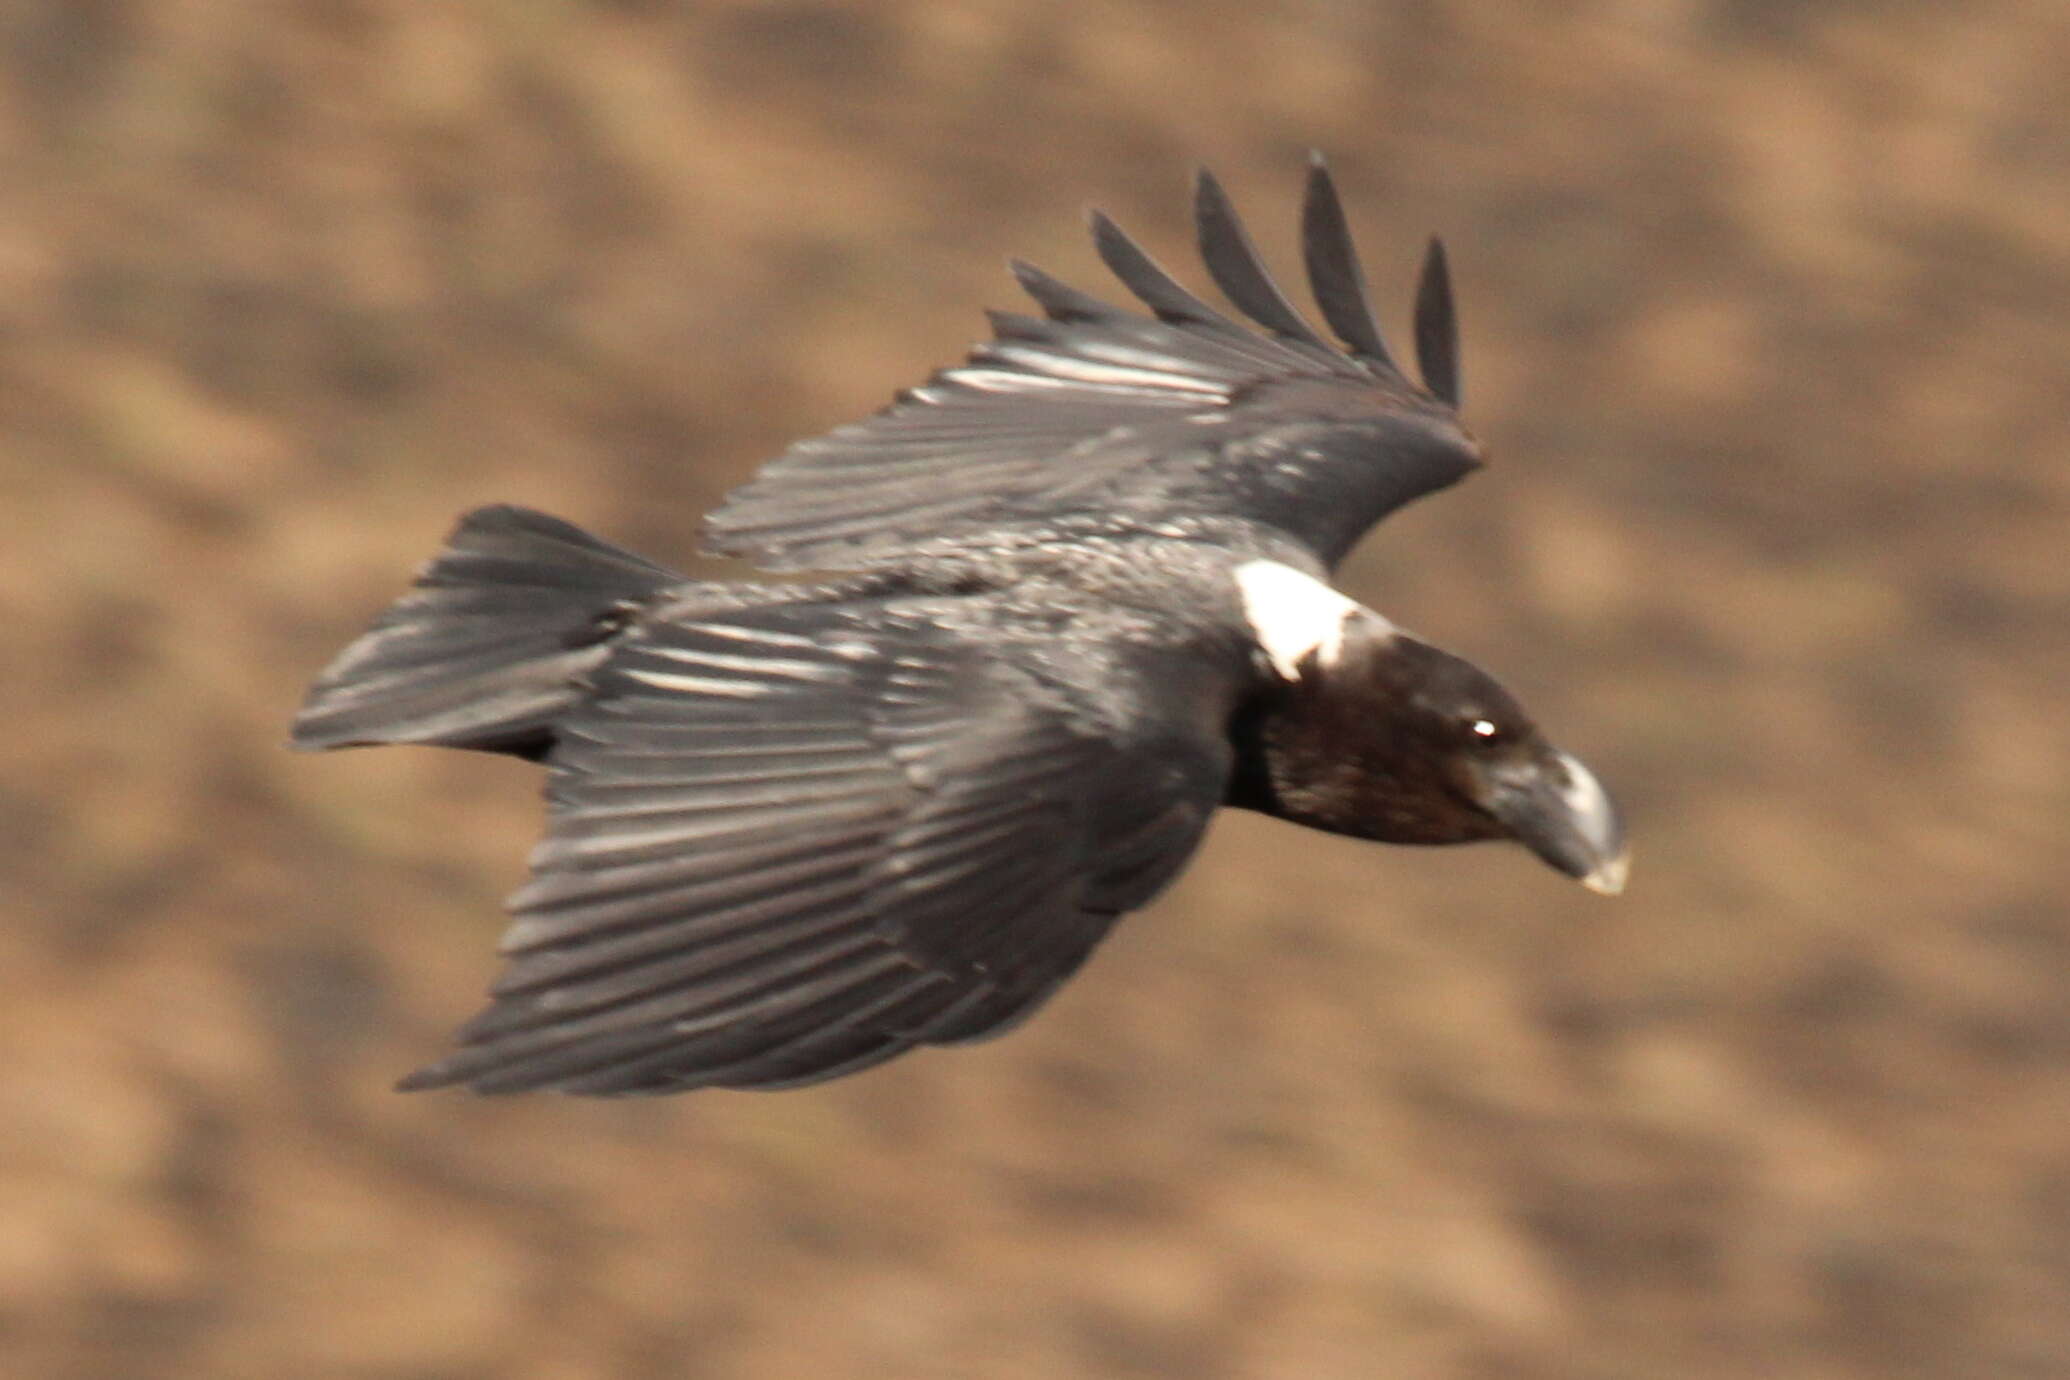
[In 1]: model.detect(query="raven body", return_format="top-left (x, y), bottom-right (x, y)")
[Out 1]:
top-left (295, 159), bottom-right (1627, 1095)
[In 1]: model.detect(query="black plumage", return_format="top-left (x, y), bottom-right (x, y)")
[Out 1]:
top-left (700, 163), bottom-right (1475, 573)
top-left (295, 160), bottom-right (1626, 1096)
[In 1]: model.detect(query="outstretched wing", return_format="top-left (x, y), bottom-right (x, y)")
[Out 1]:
top-left (703, 157), bottom-right (1480, 573)
top-left (399, 600), bottom-right (1229, 1095)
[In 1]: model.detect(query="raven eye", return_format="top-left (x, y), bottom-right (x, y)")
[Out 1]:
top-left (1468, 717), bottom-right (1505, 744)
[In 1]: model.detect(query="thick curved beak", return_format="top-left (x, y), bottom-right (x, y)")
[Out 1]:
top-left (1479, 750), bottom-right (1630, 895)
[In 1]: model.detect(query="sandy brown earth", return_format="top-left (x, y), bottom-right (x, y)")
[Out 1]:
top-left (4, 2), bottom-right (2067, 1376)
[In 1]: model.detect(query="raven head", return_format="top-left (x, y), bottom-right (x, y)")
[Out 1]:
top-left (1230, 609), bottom-right (1628, 894)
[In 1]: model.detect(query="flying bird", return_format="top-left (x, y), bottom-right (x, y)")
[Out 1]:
top-left (293, 157), bottom-right (1628, 1096)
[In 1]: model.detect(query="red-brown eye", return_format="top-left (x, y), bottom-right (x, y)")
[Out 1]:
top-left (1467, 717), bottom-right (1505, 745)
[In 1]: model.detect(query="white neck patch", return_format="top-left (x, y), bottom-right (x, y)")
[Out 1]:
top-left (1233, 560), bottom-right (1385, 680)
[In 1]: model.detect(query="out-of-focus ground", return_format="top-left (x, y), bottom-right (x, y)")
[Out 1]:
top-left (4, 2), bottom-right (2067, 1376)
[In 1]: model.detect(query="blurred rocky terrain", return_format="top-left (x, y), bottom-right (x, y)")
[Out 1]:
top-left (4, 2), bottom-right (2067, 1376)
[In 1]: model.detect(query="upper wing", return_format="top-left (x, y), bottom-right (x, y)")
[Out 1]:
top-left (398, 600), bottom-right (1230, 1095)
top-left (703, 157), bottom-right (1481, 573)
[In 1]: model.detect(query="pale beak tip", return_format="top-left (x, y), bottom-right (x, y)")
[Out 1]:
top-left (1580, 849), bottom-right (1631, 897)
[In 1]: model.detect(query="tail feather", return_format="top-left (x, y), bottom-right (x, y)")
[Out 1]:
top-left (291, 506), bottom-right (680, 755)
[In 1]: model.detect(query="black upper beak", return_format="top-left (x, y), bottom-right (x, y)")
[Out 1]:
top-left (1477, 750), bottom-right (1629, 895)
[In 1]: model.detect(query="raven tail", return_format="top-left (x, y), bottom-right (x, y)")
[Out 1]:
top-left (291, 506), bottom-right (678, 756)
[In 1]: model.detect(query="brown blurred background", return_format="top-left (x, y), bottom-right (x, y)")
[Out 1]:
top-left (4, 2), bottom-right (2067, 1377)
